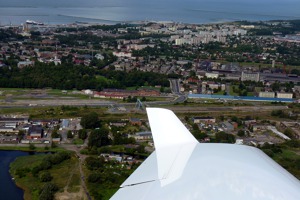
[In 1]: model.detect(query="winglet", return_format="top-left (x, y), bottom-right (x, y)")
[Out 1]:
top-left (120, 108), bottom-right (198, 188)
top-left (146, 108), bottom-right (198, 150)
top-left (147, 108), bottom-right (198, 185)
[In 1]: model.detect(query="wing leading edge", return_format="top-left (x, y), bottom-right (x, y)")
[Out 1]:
top-left (111, 108), bottom-right (300, 200)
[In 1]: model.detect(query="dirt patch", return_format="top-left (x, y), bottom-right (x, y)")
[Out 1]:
top-left (55, 185), bottom-right (87, 200)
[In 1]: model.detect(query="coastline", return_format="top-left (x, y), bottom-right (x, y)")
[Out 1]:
top-left (0, 19), bottom-right (223, 27)
top-left (1, 17), bottom-right (300, 27)
top-left (1, 147), bottom-right (66, 199)
top-left (6, 148), bottom-right (83, 200)
top-left (9, 175), bottom-right (26, 200)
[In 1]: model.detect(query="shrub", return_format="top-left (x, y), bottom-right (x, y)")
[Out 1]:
top-left (39, 183), bottom-right (58, 200)
top-left (39, 171), bottom-right (52, 182)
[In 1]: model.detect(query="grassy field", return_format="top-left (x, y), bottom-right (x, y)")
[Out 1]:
top-left (10, 154), bottom-right (49, 200)
top-left (270, 148), bottom-right (300, 180)
top-left (10, 153), bottom-right (81, 200)
top-left (0, 106), bottom-right (107, 119)
top-left (0, 88), bottom-right (90, 100)
top-left (0, 146), bottom-right (65, 152)
top-left (73, 139), bottom-right (84, 145)
top-left (229, 85), bottom-right (239, 96)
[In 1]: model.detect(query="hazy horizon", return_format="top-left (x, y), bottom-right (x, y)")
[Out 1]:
top-left (0, 0), bottom-right (299, 25)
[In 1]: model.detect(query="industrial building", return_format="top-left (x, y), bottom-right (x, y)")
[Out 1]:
top-left (241, 71), bottom-right (260, 82)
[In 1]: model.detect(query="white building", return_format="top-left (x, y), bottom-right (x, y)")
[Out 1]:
top-left (205, 72), bottom-right (219, 79)
top-left (277, 92), bottom-right (293, 99)
top-left (241, 71), bottom-right (260, 82)
top-left (259, 92), bottom-right (275, 98)
top-left (175, 38), bottom-right (187, 45)
top-left (113, 52), bottom-right (132, 58)
top-left (95, 54), bottom-right (105, 60)
top-left (17, 60), bottom-right (34, 68)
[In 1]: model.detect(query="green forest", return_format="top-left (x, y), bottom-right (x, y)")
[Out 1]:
top-left (0, 63), bottom-right (170, 90)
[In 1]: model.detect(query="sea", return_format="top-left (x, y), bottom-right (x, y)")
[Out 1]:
top-left (0, 0), bottom-right (300, 25)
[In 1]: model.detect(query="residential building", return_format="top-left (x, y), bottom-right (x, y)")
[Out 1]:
top-left (129, 131), bottom-right (152, 141)
top-left (17, 60), bottom-right (34, 68)
top-left (277, 92), bottom-right (293, 99)
top-left (259, 92), bottom-right (275, 98)
top-left (129, 118), bottom-right (142, 126)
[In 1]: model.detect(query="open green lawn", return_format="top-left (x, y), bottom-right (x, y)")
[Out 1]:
top-left (247, 92), bottom-right (254, 96)
top-left (0, 106), bottom-right (107, 119)
top-left (0, 88), bottom-right (90, 100)
top-left (73, 139), bottom-right (84, 145)
top-left (229, 85), bottom-right (239, 96)
top-left (0, 145), bottom-right (64, 152)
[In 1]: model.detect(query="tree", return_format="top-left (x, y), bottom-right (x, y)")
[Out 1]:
top-left (29, 143), bottom-right (36, 150)
top-left (78, 129), bottom-right (88, 140)
top-left (51, 130), bottom-right (59, 138)
top-left (184, 116), bottom-right (189, 122)
top-left (88, 128), bottom-right (111, 148)
top-left (18, 130), bottom-right (25, 137)
top-left (194, 132), bottom-right (208, 140)
top-left (87, 172), bottom-right (102, 183)
top-left (80, 112), bottom-right (100, 129)
top-left (271, 82), bottom-right (280, 91)
top-left (237, 130), bottom-right (245, 137)
top-left (192, 123), bottom-right (199, 131)
top-left (51, 142), bottom-right (57, 149)
top-left (39, 171), bottom-right (53, 182)
top-left (215, 132), bottom-right (235, 143)
top-left (136, 144), bottom-right (146, 154)
top-left (67, 130), bottom-right (73, 139)
top-left (284, 128), bottom-right (295, 139)
top-left (39, 183), bottom-right (58, 200)
top-left (219, 115), bottom-right (225, 121)
top-left (85, 156), bottom-right (105, 170)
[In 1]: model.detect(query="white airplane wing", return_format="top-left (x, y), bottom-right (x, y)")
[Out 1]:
top-left (111, 108), bottom-right (300, 200)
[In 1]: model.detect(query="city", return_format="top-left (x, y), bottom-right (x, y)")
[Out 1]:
top-left (0, 19), bottom-right (300, 200)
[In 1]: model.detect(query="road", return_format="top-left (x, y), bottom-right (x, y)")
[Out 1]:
top-left (169, 79), bottom-right (181, 94)
top-left (167, 105), bottom-right (289, 113)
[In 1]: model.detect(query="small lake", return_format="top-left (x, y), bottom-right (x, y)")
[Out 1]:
top-left (0, 150), bottom-right (33, 200)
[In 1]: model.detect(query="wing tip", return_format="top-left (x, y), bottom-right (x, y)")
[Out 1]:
top-left (146, 107), bottom-right (198, 148)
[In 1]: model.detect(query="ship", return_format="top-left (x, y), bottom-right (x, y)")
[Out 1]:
top-left (26, 20), bottom-right (44, 25)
